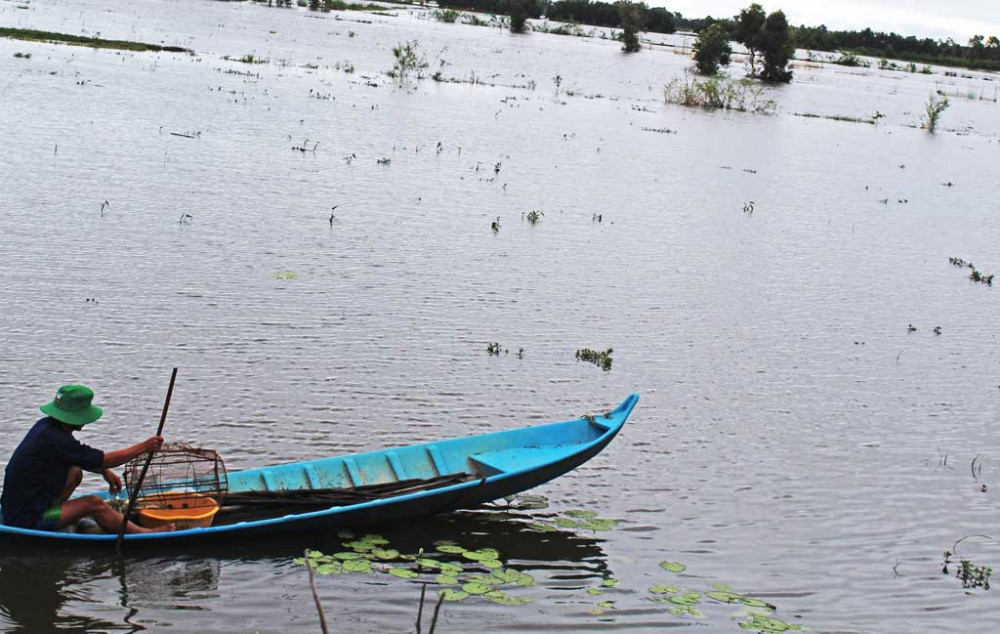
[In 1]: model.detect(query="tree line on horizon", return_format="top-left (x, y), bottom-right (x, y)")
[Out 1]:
top-left (431, 0), bottom-right (1000, 71)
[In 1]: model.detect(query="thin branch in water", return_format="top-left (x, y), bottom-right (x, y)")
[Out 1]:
top-left (416, 582), bottom-right (427, 634)
top-left (304, 549), bottom-right (330, 634)
top-left (428, 592), bottom-right (445, 634)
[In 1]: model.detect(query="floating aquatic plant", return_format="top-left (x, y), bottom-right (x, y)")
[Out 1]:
top-left (525, 210), bottom-right (544, 224)
top-left (575, 347), bottom-right (613, 371)
top-left (273, 271), bottom-right (297, 280)
top-left (296, 534), bottom-right (534, 606)
top-left (659, 561), bottom-right (686, 573)
top-left (739, 611), bottom-right (803, 632)
top-left (943, 549), bottom-right (992, 590)
top-left (486, 342), bottom-right (502, 356)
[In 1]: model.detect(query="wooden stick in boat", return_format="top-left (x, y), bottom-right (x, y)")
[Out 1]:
top-left (115, 367), bottom-right (177, 552)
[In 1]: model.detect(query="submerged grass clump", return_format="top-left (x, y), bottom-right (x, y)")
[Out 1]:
top-left (525, 210), bottom-right (543, 224)
top-left (950, 257), bottom-right (993, 286)
top-left (575, 348), bottom-right (613, 371)
top-left (0, 27), bottom-right (190, 53)
top-left (664, 74), bottom-right (775, 114)
top-left (923, 93), bottom-right (950, 132)
top-left (793, 112), bottom-right (878, 125)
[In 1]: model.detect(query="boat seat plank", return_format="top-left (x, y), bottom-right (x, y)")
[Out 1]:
top-left (469, 445), bottom-right (582, 475)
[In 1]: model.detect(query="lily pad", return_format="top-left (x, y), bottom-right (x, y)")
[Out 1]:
top-left (739, 613), bottom-right (800, 632)
top-left (436, 574), bottom-right (459, 585)
top-left (565, 509), bottom-right (597, 519)
top-left (389, 568), bottom-right (419, 579)
top-left (586, 588), bottom-right (603, 596)
top-left (316, 563), bottom-right (343, 575)
top-left (484, 592), bottom-right (531, 605)
top-left (307, 550), bottom-right (325, 559)
top-left (577, 518), bottom-right (619, 531)
top-left (361, 535), bottom-right (389, 545)
top-left (292, 557), bottom-right (307, 565)
top-left (601, 578), bottom-right (620, 587)
top-left (342, 559), bottom-right (372, 573)
top-left (439, 589), bottom-right (469, 602)
top-left (479, 559), bottom-right (503, 570)
top-left (333, 552), bottom-right (362, 560)
top-left (707, 590), bottom-right (744, 603)
top-left (491, 568), bottom-right (535, 587)
top-left (553, 518), bottom-right (579, 529)
top-left (337, 530), bottom-right (355, 539)
top-left (659, 561), bottom-right (686, 573)
top-left (345, 541), bottom-right (375, 552)
top-left (669, 592), bottom-right (701, 606)
top-left (741, 598), bottom-right (774, 609)
top-left (416, 558), bottom-right (443, 569)
top-left (464, 574), bottom-right (500, 585)
top-left (462, 582), bottom-right (492, 595)
top-left (371, 548), bottom-right (400, 561)
top-left (436, 545), bottom-right (466, 554)
top-left (527, 523), bottom-right (558, 532)
top-left (439, 563), bottom-right (464, 577)
top-left (649, 585), bottom-right (678, 595)
top-left (462, 548), bottom-right (500, 561)
top-left (596, 601), bottom-right (615, 609)
top-left (669, 605), bottom-right (703, 617)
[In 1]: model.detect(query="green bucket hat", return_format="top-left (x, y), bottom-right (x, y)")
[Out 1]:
top-left (40, 384), bottom-right (104, 427)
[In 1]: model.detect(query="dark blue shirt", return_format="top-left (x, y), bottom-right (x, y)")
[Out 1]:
top-left (1, 417), bottom-right (104, 528)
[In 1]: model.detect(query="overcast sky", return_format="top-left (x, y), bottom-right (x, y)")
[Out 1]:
top-left (663, 0), bottom-right (1000, 42)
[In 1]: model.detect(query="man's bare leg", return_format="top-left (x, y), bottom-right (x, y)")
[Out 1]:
top-left (57, 496), bottom-right (174, 534)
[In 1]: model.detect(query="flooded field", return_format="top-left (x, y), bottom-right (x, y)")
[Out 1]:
top-left (1, 0), bottom-right (999, 632)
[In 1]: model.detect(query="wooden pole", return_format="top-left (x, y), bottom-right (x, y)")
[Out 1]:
top-left (115, 367), bottom-right (177, 553)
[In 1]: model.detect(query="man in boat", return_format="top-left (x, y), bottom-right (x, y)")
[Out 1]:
top-left (0, 385), bottom-right (174, 533)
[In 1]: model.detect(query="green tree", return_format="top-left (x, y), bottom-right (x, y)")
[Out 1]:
top-left (693, 23), bottom-right (732, 75)
top-left (508, 0), bottom-right (531, 34)
top-left (732, 3), bottom-right (766, 77)
top-left (617, 0), bottom-right (643, 53)
top-left (758, 9), bottom-right (792, 82)
top-left (969, 34), bottom-right (985, 60)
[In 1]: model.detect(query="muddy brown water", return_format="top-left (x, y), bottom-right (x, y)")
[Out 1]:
top-left (1, 0), bottom-right (999, 632)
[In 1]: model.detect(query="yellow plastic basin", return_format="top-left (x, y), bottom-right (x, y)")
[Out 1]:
top-left (137, 492), bottom-right (220, 530)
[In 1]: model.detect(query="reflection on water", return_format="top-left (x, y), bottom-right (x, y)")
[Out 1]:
top-left (0, 510), bottom-right (610, 633)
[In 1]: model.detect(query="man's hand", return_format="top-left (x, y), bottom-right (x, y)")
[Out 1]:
top-left (144, 436), bottom-right (165, 454)
top-left (103, 469), bottom-right (123, 495)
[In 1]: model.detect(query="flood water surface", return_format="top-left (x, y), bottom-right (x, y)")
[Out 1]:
top-left (1, 0), bottom-right (999, 632)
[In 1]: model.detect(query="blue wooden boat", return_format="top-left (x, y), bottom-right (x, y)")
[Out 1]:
top-left (0, 394), bottom-right (638, 544)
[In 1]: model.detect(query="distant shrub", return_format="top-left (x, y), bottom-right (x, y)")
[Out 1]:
top-left (390, 40), bottom-right (428, 80)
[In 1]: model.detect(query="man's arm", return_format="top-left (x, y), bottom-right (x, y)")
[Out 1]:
top-left (101, 436), bottom-right (164, 469)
